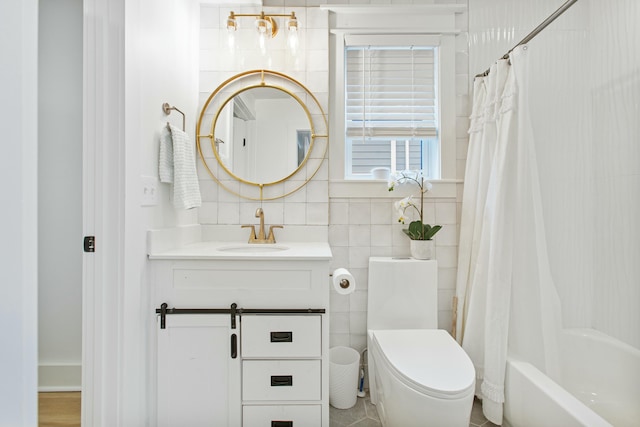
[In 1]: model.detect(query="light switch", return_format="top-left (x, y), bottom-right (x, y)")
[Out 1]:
top-left (141, 175), bottom-right (159, 206)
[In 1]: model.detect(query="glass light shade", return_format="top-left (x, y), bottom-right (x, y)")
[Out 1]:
top-left (255, 18), bottom-right (271, 36)
top-left (287, 13), bottom-right (298, 32)
top-left (287, 13), bottom-right (299, 55)
top-left (226, 14), bottom-right (237, 32)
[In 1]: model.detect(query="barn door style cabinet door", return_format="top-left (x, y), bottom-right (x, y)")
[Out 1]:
top-left (157, 314), bottom-right (241, 427)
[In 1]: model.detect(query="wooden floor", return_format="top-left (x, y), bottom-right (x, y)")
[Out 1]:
top-left (39, 392), bottom-right (81, 427)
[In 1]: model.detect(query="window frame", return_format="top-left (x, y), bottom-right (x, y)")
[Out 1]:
top-left (326, 5), bottom-right (461, 199)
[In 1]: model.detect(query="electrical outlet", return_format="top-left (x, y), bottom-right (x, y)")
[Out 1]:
top-left (141, 176), bottom-right (159, 206)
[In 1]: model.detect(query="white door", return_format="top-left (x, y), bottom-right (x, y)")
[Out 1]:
top-left (157, 314), bottom-right (241, 427)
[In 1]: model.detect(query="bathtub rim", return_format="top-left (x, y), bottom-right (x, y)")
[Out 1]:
top-left (505, 358), bottom-right (612, 427)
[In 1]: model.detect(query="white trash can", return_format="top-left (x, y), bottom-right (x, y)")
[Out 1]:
top-left (329, 346), bottom-right (360, 409)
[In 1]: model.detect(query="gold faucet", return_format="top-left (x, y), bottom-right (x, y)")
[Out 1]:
top-left (242, 208), bottom-right (283, 244)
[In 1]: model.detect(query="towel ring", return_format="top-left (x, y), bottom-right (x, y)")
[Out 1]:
top-left (162, 102), bottom-right (185, 131)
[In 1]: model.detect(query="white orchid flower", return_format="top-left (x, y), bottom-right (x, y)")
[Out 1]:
top-left (387, 177), bottom-right (398, 191)
top-left (394, 195), bottom-right (413, 211)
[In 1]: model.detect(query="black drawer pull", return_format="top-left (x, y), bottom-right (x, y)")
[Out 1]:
top-left (270, 331), bottom-right (293, 342)
top-left (270, 375), bottom-right (293, 387)
top-left (271, 422), bottom-right (293, 427)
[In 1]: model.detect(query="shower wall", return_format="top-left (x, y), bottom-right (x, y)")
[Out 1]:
top-left (469, 0), bottom-right (640, 349)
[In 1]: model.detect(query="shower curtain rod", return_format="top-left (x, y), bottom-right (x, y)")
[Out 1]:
top-left (475, 0), bottom-right (579, 78)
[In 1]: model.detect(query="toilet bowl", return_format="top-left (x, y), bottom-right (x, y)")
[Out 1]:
top-left (367, 257), bottom-right (475, 427)
top-left (368, 329), bottom-right (475, 426)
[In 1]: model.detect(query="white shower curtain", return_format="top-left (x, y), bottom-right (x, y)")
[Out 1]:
top-left (455, 45), bottom-right (561, 425)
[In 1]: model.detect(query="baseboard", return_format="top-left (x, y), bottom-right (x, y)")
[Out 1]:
top-left (38, 364), bottom-right (82, 392)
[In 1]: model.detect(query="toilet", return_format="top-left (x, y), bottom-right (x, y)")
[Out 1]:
top-left (367, 257), bottom-right (475, 426)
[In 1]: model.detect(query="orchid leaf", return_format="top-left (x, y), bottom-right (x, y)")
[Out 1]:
top-left (403, 221), bottom-right (442, 240)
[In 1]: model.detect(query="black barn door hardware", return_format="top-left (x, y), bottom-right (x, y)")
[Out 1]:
top-left (155, 303), bottom-right (325, 330)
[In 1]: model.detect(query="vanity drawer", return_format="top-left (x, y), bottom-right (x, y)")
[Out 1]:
top-left (241, 315), bottom-right (321, 358)
top-left (242, 360), bottom-right (321, 401)
top-left (242, 405), bottom-right (321, 427)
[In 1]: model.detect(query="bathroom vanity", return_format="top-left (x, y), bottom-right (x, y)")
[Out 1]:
top-left (148, 69), bottom-right (332, 426)
top-left (148, 239), bottom-right (332, 427)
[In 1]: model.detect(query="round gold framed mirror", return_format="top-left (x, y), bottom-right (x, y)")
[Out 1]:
top-left (196, 70), bottom-right (328, 201)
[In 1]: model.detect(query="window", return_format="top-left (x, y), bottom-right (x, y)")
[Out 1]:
top-left (345, 45), bottom-right (440, 179)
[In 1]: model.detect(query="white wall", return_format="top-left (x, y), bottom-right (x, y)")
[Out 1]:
top-left (469, 0), bottom-right (640, 349)
top-left (124, 0), bottom-right (200, 423)
top-left (38, 0), bottom-right (83, 391)
top-left (0, 0), bottom-right (39, 425)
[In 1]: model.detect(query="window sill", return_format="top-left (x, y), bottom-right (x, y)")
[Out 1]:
top-left (329, 179), bottom-right (460, 199)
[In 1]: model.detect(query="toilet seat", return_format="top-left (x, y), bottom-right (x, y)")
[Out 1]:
top-left (370, 329), bottom-right (475, 400)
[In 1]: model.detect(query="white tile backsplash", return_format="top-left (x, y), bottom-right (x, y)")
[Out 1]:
top-left (306, 180), bottom-right (328, 203)
top-left (329, 224), bottom-right (350, 247)
top-left (370, 225), bottom-right (392, 247)
top-left (330, 290), bottom-right (350, 313)
top-left (370, 200), bottom-right (393, 224)
top-left (306, 202), bottom-right (328, 225)
top-left (348, 200), bottom-right (372, 225)
top-left (329, 246), bottom-right (350, 271)
top-left (284, 202), bottom-right (307, 225)
top-left (330, 200), bottom-right (350, 225)
top-left (217, 202), bottom-right (240, 224)
top-left (330, 313), bottom-right (350, 334)
top-left (349, 290), bottom-right (368, 312)
top-left (349, 312), bottom-right (367, 335)
top-left (348, 225), bottom-right (371, 247)
top-left (348, 246), bottom-right (371, 269)
top-left (439, 267), bottom-right (457, 290)
top-left (435, 202), bottom-right (458, 224)
top-left (436, 224), bottom-right (458, 246)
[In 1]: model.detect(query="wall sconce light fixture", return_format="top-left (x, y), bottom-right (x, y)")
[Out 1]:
top-left (226, 11), bottom-right (299, 54)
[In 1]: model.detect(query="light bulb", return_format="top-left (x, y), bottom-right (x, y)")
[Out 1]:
top-left (227, 31), bottom-right (235, 52)
top-left (288, 28), bottom-right (299, 55)
top-left (258, 31), bottom-right (267, 54)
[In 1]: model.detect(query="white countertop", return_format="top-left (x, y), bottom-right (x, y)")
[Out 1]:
top-left (148, 240), bottom-right (333, 261)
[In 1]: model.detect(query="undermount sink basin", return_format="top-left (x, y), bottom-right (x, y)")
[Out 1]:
top-left (217, 244), bottom-right (289, 253)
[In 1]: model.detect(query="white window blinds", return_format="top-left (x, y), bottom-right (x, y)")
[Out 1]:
top-left (345, 45), bottom-right (439, 177)
top-left (345, 46), bottom-right (438, 139)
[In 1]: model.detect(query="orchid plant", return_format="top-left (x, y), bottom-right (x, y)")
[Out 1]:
top-left (388, 170), bottom-right (442, 241)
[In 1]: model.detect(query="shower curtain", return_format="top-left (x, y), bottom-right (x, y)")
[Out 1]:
top-left (454, 45), bottom-right (562, 425)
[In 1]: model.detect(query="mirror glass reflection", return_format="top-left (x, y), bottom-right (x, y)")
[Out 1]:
top-left (214, 87), bottom-right (311, 184)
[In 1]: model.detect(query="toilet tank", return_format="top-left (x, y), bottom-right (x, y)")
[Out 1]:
top-left (367, 257), bottom-right (438, 330)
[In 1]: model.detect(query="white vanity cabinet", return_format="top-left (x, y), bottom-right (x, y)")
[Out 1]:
top-left (149, 242), bottom-right (331, 427)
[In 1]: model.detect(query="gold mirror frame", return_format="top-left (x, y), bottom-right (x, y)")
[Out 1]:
top-left (196, 70), bottom-right (328, 201)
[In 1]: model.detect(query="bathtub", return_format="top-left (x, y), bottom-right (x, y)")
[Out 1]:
top-left (504, 329), bottom-right (640, 427)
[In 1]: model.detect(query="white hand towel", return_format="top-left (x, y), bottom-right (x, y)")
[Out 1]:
top-left (160, 124), bottom-right (202, 210)
top-left (158, 125), bottom-right (174, 183)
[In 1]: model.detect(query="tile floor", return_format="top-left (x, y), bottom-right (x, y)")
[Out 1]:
top-left (330, 396), bottom-right (500, 427)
